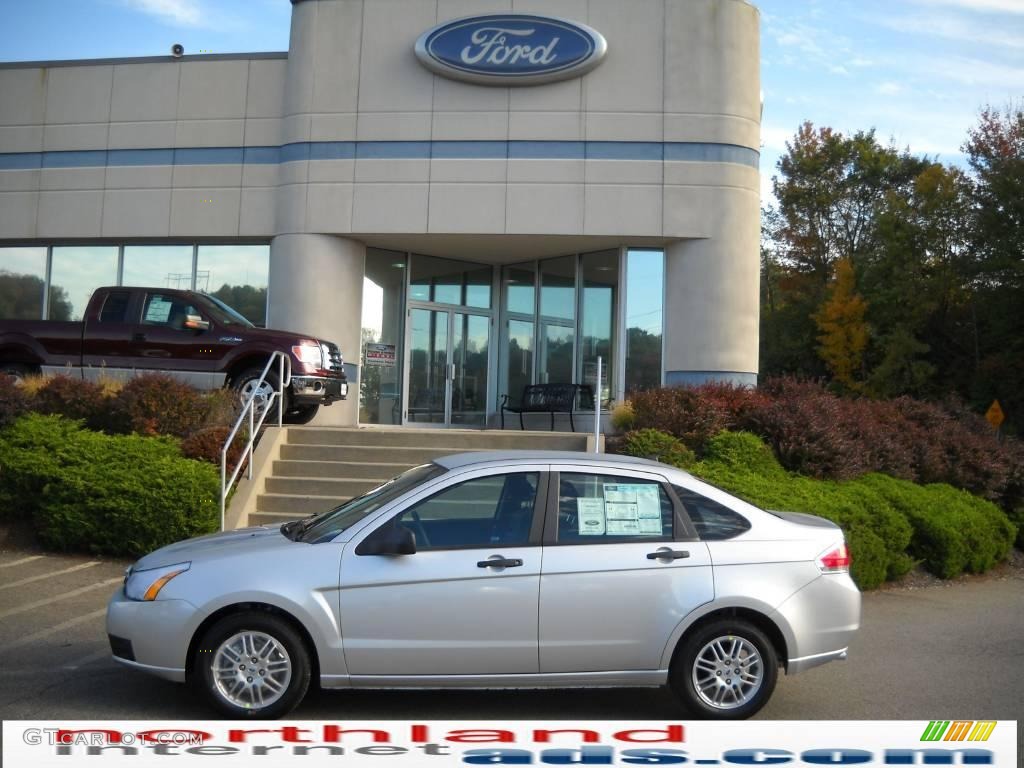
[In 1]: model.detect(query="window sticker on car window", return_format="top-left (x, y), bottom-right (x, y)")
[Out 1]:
top-left (577, 497), bottom-right (606, 535)
top-left (144, 297), bottom-right (172, 323)
top-left (603, 484), bottom-right (663, 536)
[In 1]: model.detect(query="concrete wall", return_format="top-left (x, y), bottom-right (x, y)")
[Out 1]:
top-left (0, 56), bottom-right (287, 239)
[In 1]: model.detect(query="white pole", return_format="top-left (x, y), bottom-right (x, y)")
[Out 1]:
top-left (593, 356), bottom-right (602, 453)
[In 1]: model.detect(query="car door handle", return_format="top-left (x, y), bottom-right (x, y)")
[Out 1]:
top-left (133, 333), bottom-right (146, 342)
top-left (477, 557), bottom-right (523, 568)
top-left (646, 549), bottom-right (690, 560)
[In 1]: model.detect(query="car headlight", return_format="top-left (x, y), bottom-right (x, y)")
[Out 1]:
top-left (292, 340), bottom-right (324, 368)
top-left (124, 562), bottom-right (190, 601)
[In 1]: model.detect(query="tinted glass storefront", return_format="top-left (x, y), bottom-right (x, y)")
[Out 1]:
top-left (358, 247), bottom-right (664, 428)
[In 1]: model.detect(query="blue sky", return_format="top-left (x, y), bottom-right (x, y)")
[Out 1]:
top-left (1, 0), bottom-right (1021, 202)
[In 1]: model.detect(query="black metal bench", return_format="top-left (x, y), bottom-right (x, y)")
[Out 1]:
top-left (500, 383), bottom-right (596, 431)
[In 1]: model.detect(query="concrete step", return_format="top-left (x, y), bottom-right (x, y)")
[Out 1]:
top-left (272, 459), bottom-right (413, 479)
top-left (265, 476), bottom-right (382, 497)
top-left (256, 493), bottom-right (351, 516)
top-left (286, 427), bottom-right (588, 451)
top-left (279, 443), bottom-right (481, 464)
top-left (249, 511), bottom-right (303, 527)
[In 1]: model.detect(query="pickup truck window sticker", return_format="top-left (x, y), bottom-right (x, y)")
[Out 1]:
top-left (144, 296), bottom-right (173, 324)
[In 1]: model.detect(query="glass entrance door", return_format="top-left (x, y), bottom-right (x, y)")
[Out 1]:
top-left (407, 308), bottom-right (491, 427)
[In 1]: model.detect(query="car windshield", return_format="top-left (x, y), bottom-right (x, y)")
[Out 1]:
top-left (296, 464), bottom-right (446, 544)
top-left (196, 294), bottom-right (256, 328)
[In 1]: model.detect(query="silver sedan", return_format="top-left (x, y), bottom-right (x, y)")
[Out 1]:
top-left (107, 450), bottom-right (860, 719)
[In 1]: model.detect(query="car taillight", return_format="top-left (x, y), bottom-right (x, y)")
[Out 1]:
top-left (818, 544), bottom-right (851, 573)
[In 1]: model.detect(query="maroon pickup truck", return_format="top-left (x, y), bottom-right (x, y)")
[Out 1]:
top-left (0, 287), bottom-right (347, 424)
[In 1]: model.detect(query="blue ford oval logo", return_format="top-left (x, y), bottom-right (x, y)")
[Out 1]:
top-left (414, 14), bottom-right (608, 86)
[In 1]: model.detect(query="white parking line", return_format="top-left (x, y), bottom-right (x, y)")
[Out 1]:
top-left (0, 555), bottom-right (46, 569)
top-left (0, 577), bottom-right (122, 620)
top-left (0, 608), bottom-right (107, 653)
top-left (0, 561), bottom-right (100, 591)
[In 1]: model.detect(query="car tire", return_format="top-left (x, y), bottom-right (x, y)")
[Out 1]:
top-left (193, 612), bottom-right (311, 719)
top-left (670, 618), bottom-right (778, 719)
top-left (232, 367), bottom-right (284, 423)
top-left (284, 403), bottom-right (319, 425)
top-left (1, 362), bottom-right (38, 385)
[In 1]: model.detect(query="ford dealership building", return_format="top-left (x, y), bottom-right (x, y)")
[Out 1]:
top-left (0, 0), bottom-right (761, 427)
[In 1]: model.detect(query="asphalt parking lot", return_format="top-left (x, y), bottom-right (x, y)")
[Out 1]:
top-left (1, 543), bottom-right (1022, 721)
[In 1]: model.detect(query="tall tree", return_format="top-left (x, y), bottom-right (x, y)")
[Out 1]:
top-left (813, 259), bottom-right (868, 389)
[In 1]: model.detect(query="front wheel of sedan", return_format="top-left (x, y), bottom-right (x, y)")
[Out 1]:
top-left (670, 619), bottom-right (778, 719)
top-left (193, 612), bottom-right (310, 718)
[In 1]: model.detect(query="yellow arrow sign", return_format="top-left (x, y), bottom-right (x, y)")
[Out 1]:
top-left (985, 400), bottom-right (1005, 429)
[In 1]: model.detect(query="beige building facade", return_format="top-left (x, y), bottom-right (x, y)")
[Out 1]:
top-left (0, 0), bottom-right (761, 428)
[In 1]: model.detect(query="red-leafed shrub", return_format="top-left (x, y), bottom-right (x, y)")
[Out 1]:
top-left (181, 426), bottom-right (247, 475)
top-left (629, 382), bottom-right (767, 455)
top-left (0, 375), bottom-right (31, 428)
top-left (110, 374), bottom-right (236, 438)
top-left (33, 375), bottom-right (111, 428)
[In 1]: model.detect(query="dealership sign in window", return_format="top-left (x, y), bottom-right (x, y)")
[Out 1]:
top-left (365, 343), bottom-right (397, 368)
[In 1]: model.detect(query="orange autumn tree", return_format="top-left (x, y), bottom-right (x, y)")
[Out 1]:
top-left (813, 258), bottom-right (868, 389)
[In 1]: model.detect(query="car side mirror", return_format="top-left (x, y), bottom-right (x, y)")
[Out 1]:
top-left (184, 315), bottom-right (210, 331)
top-left (355, 524), bottom-right (416, 556)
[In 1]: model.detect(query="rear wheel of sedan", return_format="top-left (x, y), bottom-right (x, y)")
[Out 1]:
top-left (193, 612), bottom-right (310, 718)
top-left (670, 618), bottom-right (778, 719)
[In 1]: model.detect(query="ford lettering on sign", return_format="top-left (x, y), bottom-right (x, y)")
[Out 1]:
top-left (414, 14), bottom-right (607, 86)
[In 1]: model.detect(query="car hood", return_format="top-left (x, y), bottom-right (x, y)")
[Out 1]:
top-left (133, 525), bottom-right (297, 570)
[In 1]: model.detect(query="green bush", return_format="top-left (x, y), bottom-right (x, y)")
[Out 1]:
top-left (0, 413), bottom-right (219, 556)
top-left (687, 431), bottom-right (1015, 588)
top-left (621, 428), bottom-right (695, 468)
top-left (857, 474), bottom-right (1016, 578)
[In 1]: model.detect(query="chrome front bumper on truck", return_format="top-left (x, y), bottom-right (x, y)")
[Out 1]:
top-left (291, 374), bottom-right (348, 404)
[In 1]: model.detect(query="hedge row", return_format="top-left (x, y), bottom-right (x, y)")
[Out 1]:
top-left (620, 430), bottom-right (1017, 589)
top-left (0, 414), bottom-right (220, 556)
top-left (623, 378), bottom-right (1024, 520)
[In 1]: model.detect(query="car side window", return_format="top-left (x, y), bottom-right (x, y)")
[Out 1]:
top-left (392, 472), bottom-right (538, 551)
top-left (142, 293), bottom-right (200, 330)
top-left (672, 486), bottom-right (751, 541)
top-left (557, 473), bottom-right (673, 543)
top-left (99, 291), bottom-right (131, 323)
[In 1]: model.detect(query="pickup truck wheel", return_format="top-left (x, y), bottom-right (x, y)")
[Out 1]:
top-left (1, 363), bottom-right (38, 385)
top-left (233, 368), bottom-right (284, 422)
top-left (284, 404), bottom-right (319, 425)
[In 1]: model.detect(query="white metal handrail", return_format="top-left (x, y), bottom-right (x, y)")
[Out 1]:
top-left (220, 352), bottom-right (291, 530)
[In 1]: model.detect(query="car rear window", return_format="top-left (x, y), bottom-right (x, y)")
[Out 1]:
top-left (672, 485), bottom-right (751, 541)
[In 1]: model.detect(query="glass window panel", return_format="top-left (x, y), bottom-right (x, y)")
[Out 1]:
top-left (395, 472), bottom-right (538, 550)
top-left (408, 308), bottom-right (448, 424)
top-left (504, 262), bottom-right (535, 315)
top-left (506, 318), bottom-right (534, 400)
top-left (49, 246), bottom-right (119, 321)
top-left (410, 254), bottom-right (492, 308)
top-left (0, 247), bottom-right (47, 320)
top-left (625, 249), bottom-right (664, 393)
top-left (122, 245), bottom-right (194, 289)
top-left (540, 255), bottom-right (575, 321)
top-left (196, 245), bottom-right (269, 326)
top-left (579, 250), bottom-right (618, 406)
top-left (557, 473), bottom-right (673, 543)
top-left (451, 312), bottom-right (490, 427)
top-left (360, 249), bottom-right (406, 425)
top-left (540, 323), bottom-right (574, 384)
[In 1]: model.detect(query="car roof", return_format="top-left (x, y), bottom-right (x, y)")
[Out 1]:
top-left (431, 450), bottom-right (684, 474)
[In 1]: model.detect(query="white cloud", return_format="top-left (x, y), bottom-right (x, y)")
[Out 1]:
top-left (877, 11), bottom-right (1024, 51)
top-left (877, 81), bottom-right (903, 95)
top-left (121, 0), bottom-right (204, 27)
